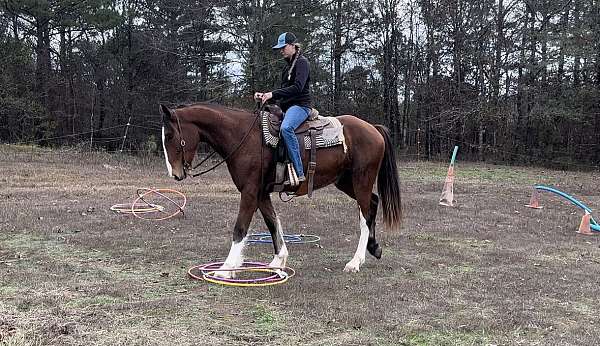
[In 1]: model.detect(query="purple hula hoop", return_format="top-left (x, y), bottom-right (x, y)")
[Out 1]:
top-left (192, 261), bottom-right (284, 283)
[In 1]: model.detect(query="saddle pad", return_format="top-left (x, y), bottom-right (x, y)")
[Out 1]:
top-left (261, 112), bottom-right (347, 152)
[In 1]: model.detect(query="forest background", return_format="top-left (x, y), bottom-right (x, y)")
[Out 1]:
top-left (1, 0), bottom-right (599, 167)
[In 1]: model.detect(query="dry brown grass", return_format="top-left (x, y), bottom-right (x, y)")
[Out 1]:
top-left (1, 144), bottom-right (600, 345)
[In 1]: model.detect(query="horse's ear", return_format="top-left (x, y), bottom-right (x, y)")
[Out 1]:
top-left (160, 104), bottom-right (172, 127)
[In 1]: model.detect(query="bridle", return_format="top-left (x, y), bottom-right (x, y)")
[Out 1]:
top-left (173, 112), bottom-right (192, 172)
top-left (170, 104), bottom-right (264, 178)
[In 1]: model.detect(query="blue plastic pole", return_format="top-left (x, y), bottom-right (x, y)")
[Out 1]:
top-left (534, 185), bottom-right (600, 232)
top-left (450, 146), bottom-right (459, 165)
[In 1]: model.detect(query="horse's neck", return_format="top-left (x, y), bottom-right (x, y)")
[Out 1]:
top-left (187, 106), bottom-right (254, 158)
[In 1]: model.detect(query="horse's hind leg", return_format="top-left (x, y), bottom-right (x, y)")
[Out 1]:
top-left (258, 194), bottom-right (288, 268)
top-left (366, 194), bottom-right (382, 259)
top-left (335, 172), bottom-right (381, 272)
top-left (336, 177), bottom-right (382, 259)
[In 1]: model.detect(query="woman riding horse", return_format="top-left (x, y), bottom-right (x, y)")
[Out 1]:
top-left (160, 34), bottom-right (402, 277)
top-left (254, 32), bottom-right (311, 185)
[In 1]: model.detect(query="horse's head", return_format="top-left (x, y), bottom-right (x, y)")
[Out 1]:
top-left (160, 104), bottom-right (199, 181)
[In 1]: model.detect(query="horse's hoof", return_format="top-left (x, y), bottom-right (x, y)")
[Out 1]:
top-left (344, 260), bottom-right (361, 273)
top-left (367, 243), bottom-right (382, 259)
top-left (343, 264), bottom-right (360, 273)
top-left (213, 267), bottom-right (235, 279)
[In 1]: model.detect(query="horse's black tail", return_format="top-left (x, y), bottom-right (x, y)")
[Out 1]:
top-left (374, 125), bottom-right (402, 231)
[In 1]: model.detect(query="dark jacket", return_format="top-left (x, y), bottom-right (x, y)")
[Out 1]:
top-left (271, 53), bottom-right (311, 112)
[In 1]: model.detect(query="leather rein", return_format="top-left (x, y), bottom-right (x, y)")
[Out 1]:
top-left (173, 104), bottom-right (264, 178)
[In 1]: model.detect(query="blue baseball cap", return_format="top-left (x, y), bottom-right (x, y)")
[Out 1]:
top-left (272, 32), bottom-right (297, 49)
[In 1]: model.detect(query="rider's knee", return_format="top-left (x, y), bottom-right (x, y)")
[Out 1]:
top-left (281, 124), bottom-right (294, 134)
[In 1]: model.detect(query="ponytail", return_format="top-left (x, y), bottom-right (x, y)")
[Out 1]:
top-left (288, 45), bottom-right (302, 81)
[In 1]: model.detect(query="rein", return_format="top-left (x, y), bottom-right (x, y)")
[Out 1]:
top-left (174, 104), bottom-right (264, 178)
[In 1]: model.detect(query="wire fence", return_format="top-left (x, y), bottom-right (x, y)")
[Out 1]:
top-left (2, 115), bottom-right (598, 172)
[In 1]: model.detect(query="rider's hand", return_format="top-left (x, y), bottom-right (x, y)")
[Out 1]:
top-left (260, 92), bottom-right (273, 104)
top-left (254, 92), bottom-right (263, 101)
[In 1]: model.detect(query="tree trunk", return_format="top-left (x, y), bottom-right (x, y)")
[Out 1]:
top-left (557, 6), bottom-right (569, 87)
top-left (12, 13), bottom-right (18, 40)
top-left (594, 0), bottom-right (600, 161)
top-left (35, 17), bottom-right (51, 111)
top-left (402, 3), bottom-right (416, 148)
top-left (96, 33), bottom-right (107, 135)
top-left (68, 30), bottom-right (77, 135)
top-left (332, 0), bottom-right (342, 115)
top-left (540, 32), bottom-right (548, 86)
top-left (515, 5), bottom-right (529, 159)
top-left (59, 28), bottom-right (68, 130)
top-left (391, 25), bottom-right (400, 145)
top-left (124, 0), bottom-right (136, 151)
top-left (593, 0), bottom-right (600, 87)
top-left (573, 0), bottom-right (581, 87)
top-left (96, 78), bottom-right (105, 133)
top-left (198, 18), bottom-right (208, 101)
top-left (492, 0), bottom-right (504, 105)
top-left (451, 2), bottom-right (463, 85)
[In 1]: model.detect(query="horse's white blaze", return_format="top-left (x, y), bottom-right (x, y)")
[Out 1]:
top-left (161, 127), bottom-right (173, 177)
top-left (269, 217), bottom-right (289, 268)
top-left (344, 211), bottom-right (369, 273)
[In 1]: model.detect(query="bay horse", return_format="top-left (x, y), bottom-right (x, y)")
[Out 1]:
top-left (160, 103), bottom-right (402, 278)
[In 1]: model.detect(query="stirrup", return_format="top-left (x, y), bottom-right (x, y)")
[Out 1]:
top-left (284, 176), bottom-right (305, 186)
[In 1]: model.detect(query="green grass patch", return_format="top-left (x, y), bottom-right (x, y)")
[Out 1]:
top-left (0, 286), bottom-right (21, 297)
top-left (447, 265), bottom-right (475, 274)
top-left (400, 162), bottom-right (542, 185)
top-left (251, 304), bottom-right (278, 333)
top-left (456, 166), bottom-right (534, 184)
top-left (415, 270), bottom-right (436, 280)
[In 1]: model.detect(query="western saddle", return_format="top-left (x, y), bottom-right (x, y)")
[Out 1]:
top-left (262, 104), bottom-right (334, 197)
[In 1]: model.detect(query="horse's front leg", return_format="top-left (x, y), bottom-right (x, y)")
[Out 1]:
top-left (258, 194), bottom-right (288, 269)
top-left (215, 192), bottom-right (258, 279)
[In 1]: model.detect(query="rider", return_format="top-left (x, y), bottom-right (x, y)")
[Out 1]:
top-left (255, 32), bottom-right (311, 184)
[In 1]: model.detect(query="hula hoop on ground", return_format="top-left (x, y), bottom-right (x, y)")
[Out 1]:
top-left (188, 261), bottom-right (295, 287)
top-left (534, 185), bottom-right (600, 232)
top-left (247, 232), bottom-right (321, 244)
top-left (132, 188), bottom-right (187, 220)
top-left (110, 202), bottom-right (165, 214)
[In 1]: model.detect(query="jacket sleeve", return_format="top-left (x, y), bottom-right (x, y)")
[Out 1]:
top-left (271, 58), bottom-right (309, 100)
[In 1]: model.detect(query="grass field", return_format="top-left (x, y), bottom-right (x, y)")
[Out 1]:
top-left (1, 145), bottom-right (600, 345)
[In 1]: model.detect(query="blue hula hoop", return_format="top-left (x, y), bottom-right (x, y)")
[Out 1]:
top-left (534, 185), bottom-right (600, 232)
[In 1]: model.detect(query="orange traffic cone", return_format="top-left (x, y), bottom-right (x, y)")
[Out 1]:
top-left (577, 211), bottom-right (593, 235)
top-left (525, 188), bottom-right (543, 209)
top-left (439, 165), bottom-right (455, 207)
